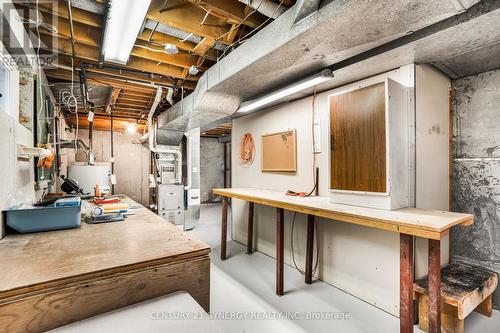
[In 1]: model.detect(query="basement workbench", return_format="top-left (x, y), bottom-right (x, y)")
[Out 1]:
top-left (213, 188), bottom-right (474, 333)
top-left (0, 199), bottom-right (211, 333)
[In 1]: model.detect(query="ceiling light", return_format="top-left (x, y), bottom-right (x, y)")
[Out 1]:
top-left (164, 44), bottom-right (179, 55)
top-left (188, 65), bottom-right (199, 75)
top-left (127, 124), bottom-right (137, 134)
top-left (237, 69), bottom-right (334, 113)
top-left (103, 0), bottom-right (152, 64)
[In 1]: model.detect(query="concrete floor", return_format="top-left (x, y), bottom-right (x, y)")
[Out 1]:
top-left (188, 203), bottom-right (500, 333)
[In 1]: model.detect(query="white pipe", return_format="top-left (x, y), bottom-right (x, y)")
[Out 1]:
top-left (185, 131), bottom-right (192, 190)
top-left (139, 133), bottom-right (149, 143)
top-left (239, 0), bottom-right (286, 19)
top-left (147, 86), bottom-right (182, 183)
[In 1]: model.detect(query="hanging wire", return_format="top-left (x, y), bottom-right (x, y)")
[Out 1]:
top-left (217, 0), bottom-right (286, 61)
top-left (290, 211), bottom-right (320, 276)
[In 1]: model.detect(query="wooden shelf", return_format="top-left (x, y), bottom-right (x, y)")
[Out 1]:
top-left (213, 188), bottom-right (473, 240)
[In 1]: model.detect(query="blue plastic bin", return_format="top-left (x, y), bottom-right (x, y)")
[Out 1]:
top-left (4, 203), bottom-right (82, 233)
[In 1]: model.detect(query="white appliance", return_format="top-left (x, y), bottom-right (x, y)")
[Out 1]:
top-left (68, 163), bottom-right (111, 194)
top-left (157, 184), bottom-right (185, 229)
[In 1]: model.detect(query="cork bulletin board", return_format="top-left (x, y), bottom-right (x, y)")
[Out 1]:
top-left (261, 129), bottom-right (297, 172)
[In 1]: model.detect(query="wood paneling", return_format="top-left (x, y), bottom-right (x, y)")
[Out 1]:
top-left (330, 82), bottom-right (387, 192)
top-left (0, 257), bottom-right (210, 333)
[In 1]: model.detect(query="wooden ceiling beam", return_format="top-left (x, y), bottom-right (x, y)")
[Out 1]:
top-left (117, 97), bottom-right (151, 104)
top-left (184, 0), bottom-right (267, 29)
top-left (29, 2), bottom-right (220, 60)
top-left (138, 29), bottom-right (218, 60)
top-left (52, 46), bottom-right (200, 84)
top-left (35, 19), bottom-right (203, 70)
top-left (120, 91), bottom-right (155, 98)
top-left (131, 40), bottom-right (201, 69)
top-left (192, 37), bottom-right (216, 56)
top-left (48, 64), bottom-right (196, 92)
top-left (41, 35), bottom-right (191, 80)
top-left (147, 0), bottom-right (230, 41)
top-left (105, 88), bottom-right (121, 113)
top-left (36, 0), bottom-right (101, 28)
top-left (67, 114), bottom-right (147, 132)
top-left (85, 67), bottom-right (196, 91)
top-left (45, 69), bottom-right (157, 94)
top-left (115, 101), bottom-right (150, 108)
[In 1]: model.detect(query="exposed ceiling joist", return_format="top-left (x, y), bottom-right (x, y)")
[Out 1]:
top-left (105, 88), bottom-right (121, 113)
top-left (184, 0), bottom-right (267, 29)
top-left (18, 0), bottom-right (287, 124)
top-left (147, 0), bottom-right (230, 42)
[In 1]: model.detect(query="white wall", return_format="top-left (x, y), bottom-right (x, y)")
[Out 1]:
top-left (64, 129), bottom-right (150, 207)
top-left (0, 116), bottom-right (37, 239)
top-left (414, 64), bottom-right (451, 279)
top-left (231, 64), bottom-right (451, 315)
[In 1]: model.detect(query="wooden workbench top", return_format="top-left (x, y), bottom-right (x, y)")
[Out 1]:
top-left (213, 188), bottom-right (473, 240)
top-left (0, 200), bottom-right (210, 300)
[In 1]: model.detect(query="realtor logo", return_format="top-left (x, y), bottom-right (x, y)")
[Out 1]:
top-left (0, 0), bottom-right (58, 69)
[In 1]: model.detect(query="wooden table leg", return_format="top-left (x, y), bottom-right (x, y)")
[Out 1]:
top-left (305, 214), bottom-right (315, 284)
top-left (276, 208), bottom-right (284, 296)
top-left (246, 202), bottom-right (254, 254)
top-left (428, 239), bottom-right (441, 333)
top-left (400, 233), bottom-right (414, 333)
top-left (221, 197), bottom-right (228, 260)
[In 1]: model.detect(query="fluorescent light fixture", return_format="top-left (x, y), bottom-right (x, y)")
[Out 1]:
top-left (127, 124), bottom-right (137, 134)
top-left (103, 0), bottom-right (152, 64)
top-left (237, 69), bottom-right (334, 113)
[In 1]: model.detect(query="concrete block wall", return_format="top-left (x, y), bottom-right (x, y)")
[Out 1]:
top-left (200, 138), bottom-right (225, 203)
top-left (451, 68), bottom-right (500, 309)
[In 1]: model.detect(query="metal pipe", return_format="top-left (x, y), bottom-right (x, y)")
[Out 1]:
top-left (88, 102), bottom-right (94, 165)
top-left (238, 0), bottom-right (286, 19)
top-left (55, 63), bottom-right (177, 89)
top-left (78, 70), bottom-right (87, 108)
top-left (147, 87), bottom-right (182, 183)
top-left (98, 0), bottom-right (112, 67)
top-left (65, 0), bottom-right (77, 63)
top-left (110, 111), bottom-right (115, 194)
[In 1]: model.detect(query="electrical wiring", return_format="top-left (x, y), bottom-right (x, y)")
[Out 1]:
top-left (35, 0), bottom-right (44, 143)
top-left (311, 86), bottom-right (318, 193)
top-left (239, 133), bottom-right (255, 165)
top-left (290, 211), bottom-right (320, 276)
top-left (217, 0), bottom-right (286, 61)
top-left (134, 44), bottom-right (170, 54)
top-left (288, 87), bottom-right (319, 197)
top-left (186, 0), bottom-right (285, 63)
top-left (289, 86), bottom-right (321, 276)
top-left (16, 16), bottom-right (58, 33)
top-left (58, 56), bottom-right (79, 152)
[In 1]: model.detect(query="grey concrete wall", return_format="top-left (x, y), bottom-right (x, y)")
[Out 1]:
top-left (64, 129), bottom-right (150, 207)
top-left (200, 138), bottom-right (224, 203)
top-left (451, 68), bottom-right (500, 309)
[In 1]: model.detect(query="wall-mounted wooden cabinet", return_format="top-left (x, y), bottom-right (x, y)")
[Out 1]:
top-left (329, 78), bottom-right (409, 210)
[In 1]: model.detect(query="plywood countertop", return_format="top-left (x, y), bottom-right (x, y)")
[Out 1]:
top-left (213, 188), bottom-right (473, 240)
top-left (0, 199), bottom-right (210, 300)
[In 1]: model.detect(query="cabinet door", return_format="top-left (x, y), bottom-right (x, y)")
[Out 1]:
top-left (330, 82), bottom-right (386, 193)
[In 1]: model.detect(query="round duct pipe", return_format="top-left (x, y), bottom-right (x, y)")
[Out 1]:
top-left (239, 0), bottom-right (287, 19)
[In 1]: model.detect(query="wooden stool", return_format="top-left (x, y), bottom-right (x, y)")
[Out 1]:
top-left (414, 262), bottom-right (498, 333)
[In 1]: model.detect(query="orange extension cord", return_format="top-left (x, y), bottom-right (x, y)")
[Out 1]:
top-left (239, 133), bottom-right (255, 165)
